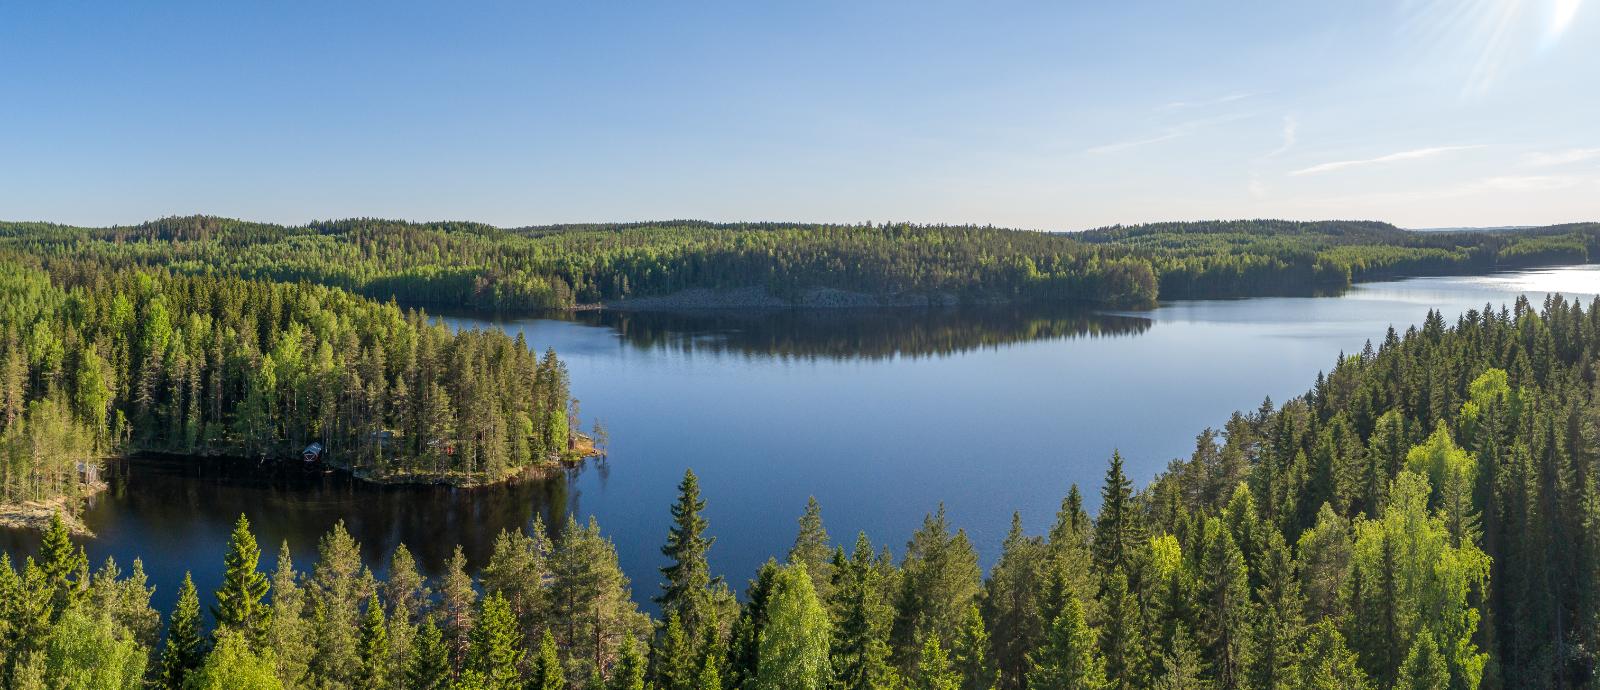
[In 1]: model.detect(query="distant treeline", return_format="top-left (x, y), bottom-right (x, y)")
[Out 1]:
top-left (3, 216), bottom-right (1592, 311)
top-left (4, 293), bottom-right (1600, 689)
top-left (0, 262), bottom-right (580, 505)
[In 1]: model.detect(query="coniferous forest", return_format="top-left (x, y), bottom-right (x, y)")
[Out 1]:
top-left (4, 287), bottom-right (1600, 688)
top-left (2, 216), bottom-right (1595, 310)
top-left (0, 259), bottom-right (581, 504)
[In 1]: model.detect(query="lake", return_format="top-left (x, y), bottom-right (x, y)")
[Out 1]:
top-left (3, 265), bottom-right (1596, 616)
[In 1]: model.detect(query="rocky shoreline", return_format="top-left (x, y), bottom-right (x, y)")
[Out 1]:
top-left (0, 482), bottom-right (105, 536)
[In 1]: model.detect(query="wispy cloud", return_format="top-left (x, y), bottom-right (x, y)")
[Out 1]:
top-left (1288, 145), bottom-right (1483, 176)
top-left (1086, 113), bottom-right (1252, 155)
top-left (1477, 175), bottom-right (1585, 191)
top-left (1086, 131), bottom-right (1187, 155)
top-left (1266, 116), bottom-right (1297, 158)
top-left (1155, 92), bottom-right (1254, 112)
top-left (1520, 147), bottom-right (1600, 167)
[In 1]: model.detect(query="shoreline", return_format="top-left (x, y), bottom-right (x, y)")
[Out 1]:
top-left (0, 480), bottom-right (106, 536)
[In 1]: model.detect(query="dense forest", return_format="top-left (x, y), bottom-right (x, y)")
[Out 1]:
top-left (2, 216), bottom-right (1595, 311)
top-left (3, 293), bottom-right (1598, 688)
top-left (0, 260), bottom-right (583, 507)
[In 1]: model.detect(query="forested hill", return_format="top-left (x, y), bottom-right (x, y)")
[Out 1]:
top-left (0, 261), bottom-right (584, 505)
top-left (2, 216), bottom-right (1594, 311)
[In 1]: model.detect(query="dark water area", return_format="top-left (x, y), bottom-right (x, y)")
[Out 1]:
top-left (3, 265), bottom-right (1596, 617)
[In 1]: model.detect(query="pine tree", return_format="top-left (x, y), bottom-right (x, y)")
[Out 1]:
top-left (159, 572), bottom-right (205, 690)
top-left (832, 536), bottom-right (897, 690)
top-left (358, 594), bottom-right (391, 689)
top-left (1026, 594), bottom-right (1105, 690)
top-left (214, 513), bottom-right (271, 644)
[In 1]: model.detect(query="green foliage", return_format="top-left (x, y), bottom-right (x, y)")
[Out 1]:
top-left (467, 592), bottom-right (524, 690)
top-left (406, 615), bottom-right (451, 690)
top-left (214, 513), bottom-right (271, 645)
top-left (30, 606), bottom-right (147, 690)
top-left (187, 631), bottom-right (283, 690)
top-left (159, 572), bottom-right (204, 690)
top-left (756, 564), bottom-right (832, 690)
top-left (659, 469), bottom-right (720, 632)
top-left (1026, 594), bottom-right (1105, 690)
top-left (529, 629), bottom-right (565, 690)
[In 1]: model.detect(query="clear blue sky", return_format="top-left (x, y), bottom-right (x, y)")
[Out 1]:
top-left (3, 1), bottom-right (1595, 229)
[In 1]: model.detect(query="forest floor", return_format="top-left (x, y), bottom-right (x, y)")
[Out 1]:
top-left (0, 481), bottom-right (105, 536)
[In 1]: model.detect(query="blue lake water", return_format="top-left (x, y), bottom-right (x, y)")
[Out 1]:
top-left (3, 264), bottom-right (1596, 615)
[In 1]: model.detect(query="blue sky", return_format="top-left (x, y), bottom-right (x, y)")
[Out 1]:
top-left (2, 1), bottom-right (1595, 229)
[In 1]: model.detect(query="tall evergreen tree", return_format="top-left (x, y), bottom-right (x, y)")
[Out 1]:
top-left (406, 615), bottom-right (451, 690)
top-left (658, 469), bottom-right (719, 633)
top-left (789, 496), bottom-right (835, 603)
top-left (467, 592), bottom-right (524, 690)
top-left (159, 572), bottom-right (205, 690)
top-left (358, 594), bottom-right (390, 690)
top-left (530, 629), bottom-right (566, 690)
top-left (1026, 594), bottom-right (1105, 690)
top-left (214, 513), bottom-right (271, 644)
top-left (1094, 452), bottom-right (1144, 579)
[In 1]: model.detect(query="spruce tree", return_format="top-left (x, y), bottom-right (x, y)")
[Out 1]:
top-left (914, 636), bottom-right (961, 690)
top-left (658, 469), bottom-right (718, 632)
top-left (406, 615), bottom-right (451, 690)
top-left (789, 496), bottom-right (835, 602)
top-left (1093, 452), bottom-right (1144, 579)
top-left (652, 612), bottom-right (696, 690)
top-left (1198, 517), bottom-right (1252, 690)
top-left (213, 513), bottom-right (271, 644)
top-left (530, 629), bottom-right (566, 690)
top-left (38, 512), bottom-right (86, 613)
top-left (952, 604), bottom-right (994, 690)
top-left (159, 572), bottom-right (205, 690)
top-left (609, 635), bottom-right (648, 690)
top-left (468, 592), bottom-right (525, 690)
top-left (358, 593), bottom-right (390, 689)
top-left (1395, 632), bottom-right (1449, 690)
top-left (1026, 594), bottom-right (1105, 690)
top-left (1098, 569), bottom-right (1146, 690)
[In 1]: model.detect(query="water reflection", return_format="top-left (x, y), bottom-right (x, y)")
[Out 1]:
top-left (2, 453), bottom-right (584, 613)
top-left (564, 304), bottom-right (1151, 360)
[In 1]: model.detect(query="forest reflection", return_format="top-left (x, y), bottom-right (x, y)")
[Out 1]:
top-left (563, 305), bottom-right (1153, 360)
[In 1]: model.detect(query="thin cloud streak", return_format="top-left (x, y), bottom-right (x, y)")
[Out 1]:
top-left (1288, 145), bottom-right (1484, 176)
top-left (1266, 116), bottom-right (1297, 157)
top-left (1521, 147), bottom-right (1600, 167)
top-left (1155, 92), bottom-right (1255, 112)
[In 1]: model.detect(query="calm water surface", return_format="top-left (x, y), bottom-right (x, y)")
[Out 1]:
top-left (3, 265), bottom-right (1596, 615)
